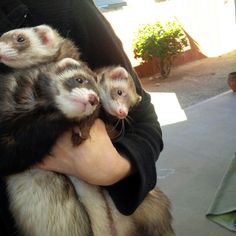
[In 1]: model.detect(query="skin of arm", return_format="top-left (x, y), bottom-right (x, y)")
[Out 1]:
top-left (37, 119), bottom-right (133, 186)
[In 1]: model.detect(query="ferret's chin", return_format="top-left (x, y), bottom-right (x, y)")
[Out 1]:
top-left (106, 106), bottom-right (126, 119)
top-left (116, 114), bottom-right (127, 120)
top-left (72, 100), bottom-right (95, 113)
top-left (3, 58), bottom-right (26, 69)
top-left (62, 103), bottom-right (96, 120)
top-left (0, 57), bottom-right (14, 66)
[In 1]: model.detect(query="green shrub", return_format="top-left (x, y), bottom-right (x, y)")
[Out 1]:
top-left (133, 20), bottom-right (188, 78)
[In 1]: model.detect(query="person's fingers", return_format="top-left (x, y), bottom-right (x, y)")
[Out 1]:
top-left (34, 154), bottom-right (55, 170)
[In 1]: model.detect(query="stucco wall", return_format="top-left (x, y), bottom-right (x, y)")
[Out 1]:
top-left (101, 0), bottom-right (236, 76)
top-left (172, 0), bottom-right (236, 56)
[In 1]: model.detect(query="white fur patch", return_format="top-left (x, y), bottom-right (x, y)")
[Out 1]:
top-left (29, 29), bottom-right (59, 58)
top-left (69, 177), bottom-right (134, 236)
top-left (55, 87), bottom-right (98, 119)
top-left (7, 170), bottom-right (90, 236)
top-left (7, 169), bottom-right (134, 236)
top-left (0, 27), bottom-right (60, 68)
top-left (57, 69), bottom-right (80, 81)
top-left (57, 57), bottom-right (81, 68)
top-left (0, 42), bottom-right (18, 59)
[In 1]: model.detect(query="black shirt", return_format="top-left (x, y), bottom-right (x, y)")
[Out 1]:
top-left (0, 0), bottom-right (163, 235)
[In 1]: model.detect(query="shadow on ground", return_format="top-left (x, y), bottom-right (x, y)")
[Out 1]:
top-left (140, 50), bottom-right (236, 108)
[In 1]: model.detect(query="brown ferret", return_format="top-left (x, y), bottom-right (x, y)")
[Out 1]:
top-left (2, 58), bottom-right (100, 236)
top-left (0, 25), bottom-right (175, 236)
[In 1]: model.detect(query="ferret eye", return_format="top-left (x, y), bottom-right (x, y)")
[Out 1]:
top-left (17, 35), bottom-right (25, 43)
top-left (75, 77), bottom-right (84, 83)
top-left (117, 90), bottom-right (123, 96)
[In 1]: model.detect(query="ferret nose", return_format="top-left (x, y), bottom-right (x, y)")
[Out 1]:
top-left (88, 94), bottom-right (99, 106)
top-left (118, 109), bottom-right (127, 119)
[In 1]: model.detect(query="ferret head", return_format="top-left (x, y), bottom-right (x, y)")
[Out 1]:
top-left (50, 58), bottom-right (100, 120)
top-left (97, 66), bottom-right (142, 119)
top-left (0, 25), bottom-right (63, 69)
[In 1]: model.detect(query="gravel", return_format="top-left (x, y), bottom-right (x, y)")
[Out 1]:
top-left (140, 50), bottom-right (236, 108)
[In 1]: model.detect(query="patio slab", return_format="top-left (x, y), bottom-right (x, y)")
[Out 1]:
top-left (152, 91), bottom-right (236, 235)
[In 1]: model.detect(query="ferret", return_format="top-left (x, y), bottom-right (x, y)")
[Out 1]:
top-left (1, 58), bottom-right (100, 236)
top-left (96, 65), bottom-right (142, 120)
top-left (94, 65), bottom-right (142, 140)
top-left (0, 25), bottom-right (175, 235)
top-left (0, 57), bottom-right (100, 176)
top-left (0, 24), bottom-right (80, 69)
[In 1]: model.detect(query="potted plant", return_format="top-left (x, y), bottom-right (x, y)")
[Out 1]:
top-left (228, 72), bottom-right (236, 92)
top-left (133, 19), bottom-right (188, 79)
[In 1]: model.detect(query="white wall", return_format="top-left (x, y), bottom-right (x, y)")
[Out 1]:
top-left (172, 0), bottom-right (236, 56)
top-left (101, 0), bottom-right (236, 65)
top-left (102, 1), bottom-right (176, 65)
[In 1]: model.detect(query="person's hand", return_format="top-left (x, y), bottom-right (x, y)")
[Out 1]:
top-left (36, 119), bottom-right (133, 186)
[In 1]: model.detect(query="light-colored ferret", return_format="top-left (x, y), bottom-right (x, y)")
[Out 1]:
top-left (96, 65), bottom-right (141, 119)
top-left (0, 25), bottom-right (175, 236)
top-left (0, 24), bottom-right (80, 69)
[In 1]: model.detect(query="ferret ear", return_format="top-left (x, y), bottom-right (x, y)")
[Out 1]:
top-left (55, 58), bottom-right (81, 74)
top-left (108, 66), bottom-right (129, 80)
top-left (57, 58), bottom-right (80, 68)
top-left (34, 25), bottom-right (55, 46)
top-left (137, 95), bottom-right (142, 103)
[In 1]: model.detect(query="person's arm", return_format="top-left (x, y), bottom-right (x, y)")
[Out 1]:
top-left (65, 0), bottom-right (164, 215)
top-left (37, 119), bottom-right (134, 186)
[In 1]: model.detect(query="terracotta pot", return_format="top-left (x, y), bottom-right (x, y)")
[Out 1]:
top-left (228, 72), bottom-right (236, 92)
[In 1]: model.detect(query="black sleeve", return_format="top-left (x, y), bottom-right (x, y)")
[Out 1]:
top-left (62, 0), bottom-right (164, 215)
top-left (0, 0), bottom-right (163, 215)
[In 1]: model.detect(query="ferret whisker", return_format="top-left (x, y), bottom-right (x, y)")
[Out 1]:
top-left (117, 119), bottom-right (125, 137)
top-left (114, 118), bottom-right (121, 129)
top-left (114, 120), bottom-right (124, 139)
top-left (125, 115), bottom-right (132, 126)
top-left (108, 119), bottom-right (120, 132)
top-left (121, 119), bottom-right (125, 132)
top-left (107, 119), bottom-right (123, 139)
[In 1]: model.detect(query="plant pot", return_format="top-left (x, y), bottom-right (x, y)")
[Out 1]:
top-left (228, 72), bottom-right (236, 92)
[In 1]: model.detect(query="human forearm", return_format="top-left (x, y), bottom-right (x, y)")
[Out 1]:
top-left (37, 119), bottom-right (133, 186)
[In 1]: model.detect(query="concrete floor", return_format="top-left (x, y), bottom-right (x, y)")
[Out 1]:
top-left (153, 91), bottom-right (236, 235)
top-left (141, 50), bottom-right (236, 109)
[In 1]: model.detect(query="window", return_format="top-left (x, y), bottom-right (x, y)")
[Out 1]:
top-left (94, 0), bottom-right (127, 10)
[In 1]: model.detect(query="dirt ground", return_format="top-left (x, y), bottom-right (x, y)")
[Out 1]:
top-left (140, 50), bottom-right (236, 108)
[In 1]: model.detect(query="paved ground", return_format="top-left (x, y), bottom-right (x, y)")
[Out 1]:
top-left (140, 50), bottom-right (236, 108)
top-left (156, 91), bottom-right (236, 236)
top-left (140, 51), bottom-right (236, 235)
